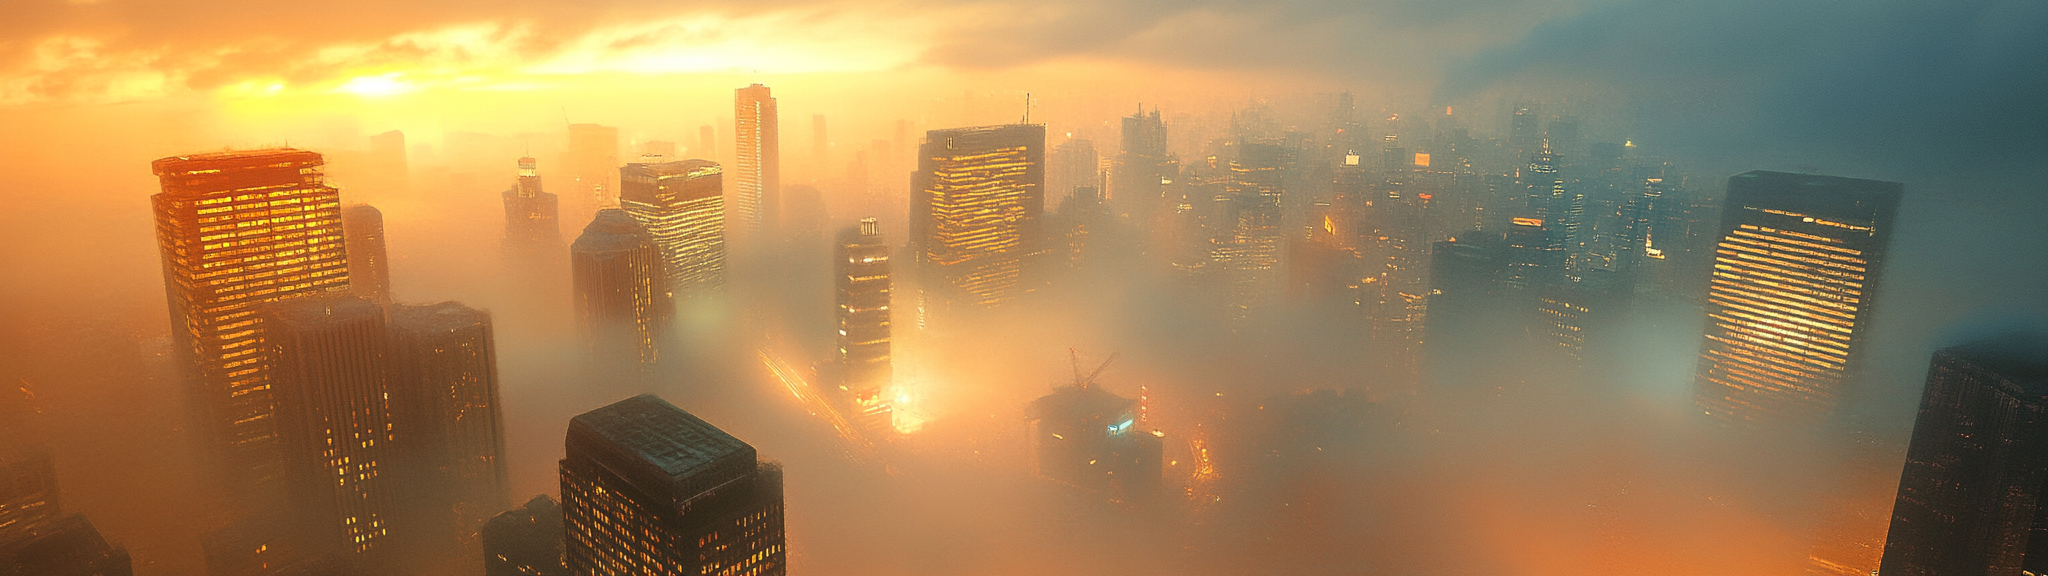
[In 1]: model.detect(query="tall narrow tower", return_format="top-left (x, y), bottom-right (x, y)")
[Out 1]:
top-left (836, 218), bottom-right (892, 432)
top-left (735, 84), bottom-right (780, 235)
top-left (1694, 171), bottom-right (1902, 424)
top-left (151, 149), bottom-right (351, 488)
top-left (343, 204), bottom-right (392, 304)
top-left (502, 156), bottom-right (564, 259)
top-left (1878, 333), bottom-right (2048, 574)
top-left (261, 294), bottom-right (398, 563)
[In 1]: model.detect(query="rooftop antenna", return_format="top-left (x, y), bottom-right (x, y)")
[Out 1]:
top-left (1021, 92), bottom-right (1033, 125)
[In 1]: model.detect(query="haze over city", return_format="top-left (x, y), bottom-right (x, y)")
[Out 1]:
top-left (1, 1), bottom-right (2046, 575)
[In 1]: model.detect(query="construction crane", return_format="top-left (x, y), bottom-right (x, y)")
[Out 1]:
top-left (1068, 348), bottom-right (1119, 390)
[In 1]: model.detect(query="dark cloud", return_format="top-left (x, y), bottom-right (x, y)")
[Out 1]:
top-left (1436, 0), bottom-right (2048, 167)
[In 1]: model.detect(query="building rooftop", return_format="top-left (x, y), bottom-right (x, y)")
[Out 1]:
top-left (571, 209), bottom-right (655, 255)
top-left (570, 395), bottom-right (751, 481)
top-left (151, 148), bottom-right (324, 177)
top-left (389, 301), bottom-right (489, 334)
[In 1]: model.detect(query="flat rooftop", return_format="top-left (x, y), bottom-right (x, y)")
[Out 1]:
top-left (571, 394), bottom-right (750, 481)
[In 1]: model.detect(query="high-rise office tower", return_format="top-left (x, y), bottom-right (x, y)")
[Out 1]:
top-left (1694, 171), bottom-right (1902, 424)
top-left (566, 124), bottom-right (621, 225)
top-left (1877, 334), bottom-right (2048, 575)
top-left (1424, 236), bottom-right (1511, 375)
top-left (342, 204), bottom-right (392, 304)
top-left (483, 496), bottom-right (567, 576)
top-left (1049, 139), bottom-right (1098, 200)
top-left (151, 149), bottom-right (351, 488)
top-left (910, 124), bottom-right (1046, 308)
top-left (560, 395), bottom-right (786, 576)
top-left (261, 294), bottom-right (398, 562)
top-left (619, 160), bottom-right (726, 300)
top-left (503, 156), bottom-right (565, 259)
top-left (571, 210), bottom-right (671, 365)
top-left (1112, 107), bottom-right (1174, 216)
top-left (1532, 270), bottom-right (1632, 362)
top-left (1508, 107), bottom-right (1540, 158)
top-left (389, 302), bottom-right (510, 539)
top-left (1212, 137), bottom-right (1290, 316)
top-left (835, 218), bottom-right (892, 433)
top-left (1503, 216), bottom-right (1564, 290)
top-left (735, 83), bottom-right (780, 234)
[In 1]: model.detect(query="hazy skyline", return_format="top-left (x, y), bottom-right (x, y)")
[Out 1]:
top-left (2, 1), bottom-right (2047, 575)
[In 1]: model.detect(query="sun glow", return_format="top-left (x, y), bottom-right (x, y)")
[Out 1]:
top-left (335, 73), bottom-right (415, 97)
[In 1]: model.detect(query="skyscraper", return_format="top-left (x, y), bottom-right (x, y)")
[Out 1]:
top-left (910, 124), bottom-right (1046, 308)
top-left (388, 302), bottom-right (510, 540)
top-left (1112, 107), bottom-right (1174, 217)
top-left (483, 496), bottom-right (567, 576)
top-left (1877, 333), bottom-right (2048, 575)
top-left (1424, 235), bottom-right (1511, 381)
top-left (261, 294), bottom-right (397, 562)
top-left (560, 395), bottom-right (785, 576)
top-left (151, 149), bottom-right (351, 488)
top-left (1049, 138), bottom-right (1098, 200)
top-left (1532, 270), bottom-right (1632, 362)
top-left (835, 218), bottom-right (892, 433)
top-left (735, 83), bottom-right (780, 234)
top-left (566, 124), bottom-right (621, 225)
top-left (0, 514), bottom-right (134, 576)
top-left (571, 209), bottom-right (671, 365)
top-left (1694, 171), bottom-right (1902, 424)
top-left (1212, 137), bottom-right (1290, 316)
top-left (343, 204), bottom-right (392, 304)
top-left (619, 160), bottom-right (726, 300)
top-left (502, 156), bottom-right (564, 259)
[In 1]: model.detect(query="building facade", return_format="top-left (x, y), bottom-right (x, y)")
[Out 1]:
top-left (388, 302), bottom-right (510, 542)
top-left (835, 218), bottom-right (893, 432)
top-left (502, 156), bottom-right (564, 259)
top-left (619, 160), bottom-right (726, 299)
top-left (560, 395), bottom-right (785, 576)
top-left (910, 124), bottom-right (1047, 308)
top-left (151, 149), bottom-right (352, 489)
top-left (261, 295), bottom-right (398, 562)
top-left (571, 210), bottom-right (672, 365)
top-left (1878, 334), bottom-right (2048, 575)
top-left (735, 84), bottom-right (780, 234)
top-left (342, 204), bottom-right (392, 304)
top-left (1694, 171), bottom-right (1902, 424)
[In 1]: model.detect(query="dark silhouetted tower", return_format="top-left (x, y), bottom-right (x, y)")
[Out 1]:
top-left (1878, 334), bottom-right (2048, 575)
top-left (261, 295), bottom-right (398, 563)
top-left (835, 218), bottom-right (892, 432)
top-left (482, 495), bottom-right (566, 576)
top-left (1694, 171), bottom-right (1902, 424)
top-left (571, 210), bottom-right (671, 366)
top-left (342, 204), bottom-right (392, 304)
top-left (389, 302), bottom-right (510, 542)
top-left (1029, 373), bottom-right (1163, 502)
top-left (560, 395), bottom-right (785, 576)
top-left (151, 149), bottom-right (351, 489)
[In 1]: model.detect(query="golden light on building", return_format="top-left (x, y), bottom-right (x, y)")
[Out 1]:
top-left (734, 84), bottom-right (780, 235)
top-left (619, 159), bottom-right (726, 300)
top-left (151, 148), bottom-right (350, 486)
top-left (911, 124), bottom-right (1045, 308)
top-left (1695, 171), bottom-right (1902, 424)
top-left (836, 218), bottom-right (893, 433)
